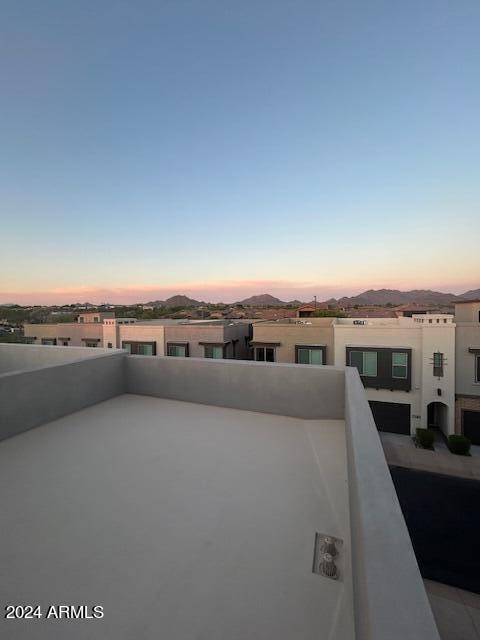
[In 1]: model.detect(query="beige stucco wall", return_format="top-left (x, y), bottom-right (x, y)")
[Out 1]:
top-left (252, 319), bottom-right (335, 364)
top-left (454, 302), bottom-right (480, 323)
top-left (117, 324), bottom-right (167, 355)
top-left (455, 324), bottom-right (480, 396)
top-left (78, 312), bottom-right (115, 323)
top-left (23, 323), bottom-right (103, 347)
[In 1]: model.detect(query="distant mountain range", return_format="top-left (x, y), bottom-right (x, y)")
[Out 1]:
top-left (330, 288), bottom-right (480, 307)
top-left (238, 294), bottom-right (302, 306)
top-left (328, 289), bottom-right (459, 307)
top-left (146, 295), bottom-right (202, 307)
top-left (142, 287), bottom-right (479, 308)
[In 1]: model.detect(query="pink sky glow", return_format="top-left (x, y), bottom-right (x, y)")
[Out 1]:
top-left (0, 279), bottom-right (477, 306)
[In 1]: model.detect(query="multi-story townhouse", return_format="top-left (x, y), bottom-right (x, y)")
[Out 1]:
top-left (454, 300), bottom-right (480, 443)
top-left (251, 314), bottom-right (456, 436)
top-left (333, 315), bottom-right (455, 436)
top-left (23, 312), bottom-right (123, 347)
top-left (250, 317), bottom-right (335, 364)
top-left (25, 315), bottom-right (253, 360)
top-left (110, 319), bottom-right (252, 359)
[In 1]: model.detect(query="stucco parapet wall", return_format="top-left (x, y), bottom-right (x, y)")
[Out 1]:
top-left (125, 356), bottom-right (345, 419)
top-left (0, 349), bottom-right (125, 441)
top-left (344, 367), bottom-right (440, 640)
top-left (0, 343), bottom-right (123, 376)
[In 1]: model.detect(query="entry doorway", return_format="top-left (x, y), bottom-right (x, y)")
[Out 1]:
top-left (427, 402), bottom-right (449, 435)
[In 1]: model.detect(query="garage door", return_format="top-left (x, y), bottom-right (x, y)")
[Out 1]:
top-left (463, 410), bottom-right (480, 445)
top-left (369, 401), bottom-right (411, 435)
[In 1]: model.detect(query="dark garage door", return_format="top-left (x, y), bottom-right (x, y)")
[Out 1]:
top-left (463, 410), bottom-right (480, 445)
top-left (369, 401), bottom-right (410, 435)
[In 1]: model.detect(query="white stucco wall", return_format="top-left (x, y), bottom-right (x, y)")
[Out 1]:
top-left (333, 319), bottom-right (456, 434)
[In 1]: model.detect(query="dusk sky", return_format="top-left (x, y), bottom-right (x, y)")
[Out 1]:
top-left (1, 0), bottom-right (479, 304)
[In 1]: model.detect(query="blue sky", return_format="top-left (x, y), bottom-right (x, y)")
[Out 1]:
top-left (0, 0), bottom-right (479, 303)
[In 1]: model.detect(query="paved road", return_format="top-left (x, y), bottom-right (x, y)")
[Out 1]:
top-left (391, 466), bottom-right (480, 594)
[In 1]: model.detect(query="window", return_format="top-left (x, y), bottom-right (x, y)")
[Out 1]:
top-left (62, 341), bottom-right (69, 347)
top-left (349, 351), bottom-right (377, 376)
top-left (122, 341), bottom-right (156, 356)
top-left (476, 355), bottom-right (480, 383)
top-left (107, 342), bottom-right (113, 349)
top-left (255, 347), bottom-right (275, 362)
top-left (167, 343), bottom-right (188, 357)
top-left (85, 341), bottom-right (98, 348)
top-left (41, 338), bottom-right (57, 346)
top-left (296, 346), bottom-right (324, 365)
top-left (93, 317), bottom-right (99, 323)
top-left (433, 352), bottom-right (444, 377)
top-left (392, 352), bottom-right (408, 379)
top-left (204, 345), bottom-right (224, 359)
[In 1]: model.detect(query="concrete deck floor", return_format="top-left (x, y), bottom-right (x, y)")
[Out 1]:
top-left (0, 394), bottom-right (353, 640)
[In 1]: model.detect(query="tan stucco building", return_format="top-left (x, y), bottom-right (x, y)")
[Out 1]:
top-left (24, 316), bottom-right (253, 360)
top-left (251, 314), bottom-right (456, 436)
top-left (454, 300), bottom-right (480, 442)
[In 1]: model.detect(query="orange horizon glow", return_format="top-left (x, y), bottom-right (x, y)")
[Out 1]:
top-left (1, 278), bottom-right (478, 306)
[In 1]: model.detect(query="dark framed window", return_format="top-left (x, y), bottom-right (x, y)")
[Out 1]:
top-left (85, 341), bottom-right (98, 348)
top-left (62, 341), bottom-right (69, 347)
top-left (346, 346), bottom-right (411, 391)
top-left (255, 346), bottom-right (275, 362)
top-left (107, 342), bottom-right (113, 349)
top-left (122, 341), bottom-right (156, 356)
top-left (167, 343), bottom-right (189, 357)
top-left (295, 345), bottom-right (326, 365)
top-left (204, 345), bottom-right (224, 359)
top-left (349, 350), bottom-right (377, 376)
top-left (392, 352), bottom-right (408, 379)
top-left (433, 352), bottom-right (444, 377)
top-left (476, 355), bottom-right (480, 383)
top-left (41, 338), bottom-right (57, 346)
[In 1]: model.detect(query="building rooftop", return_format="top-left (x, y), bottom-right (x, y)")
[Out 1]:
top-left (0, 344), bottom-right (440, 640)
top-left (454, 299), bottom-right (480, 305)
top-left (1, 394), bottom-right (352, 639)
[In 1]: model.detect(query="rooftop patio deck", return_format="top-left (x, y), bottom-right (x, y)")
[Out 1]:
top-left (0, 343), bottom-right (441, 640)
top-left (1, 394), bottom-right (353, 640)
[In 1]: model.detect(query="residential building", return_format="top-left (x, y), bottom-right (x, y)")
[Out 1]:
top-left (251, 318), bottom-right (335, 364)
top-left (0, 343), bottom-right (441, 640)
top-left (454, 300), bottom-right (480, 443)
top-left (334, 315), bottom-right (455, 436)
top-left (25, 316), bottom-right (254, 360)
top-left (24, 314), bottom-right (135, 348)
top-left (251, 314), bottom-right (456, 436)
